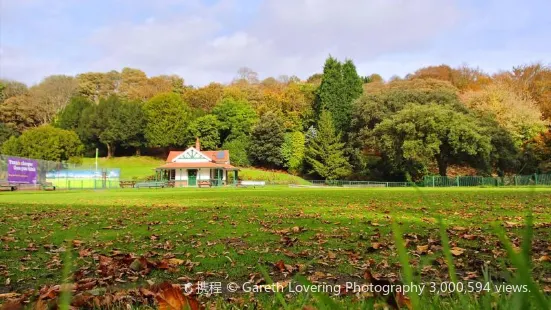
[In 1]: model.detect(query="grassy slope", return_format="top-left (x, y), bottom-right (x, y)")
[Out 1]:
top-left (0, 187), bottom-right (550, 308)
top-left (81, 156), bottom-right (163, 179)
top-left (80, 156), bottom-right (310, 184)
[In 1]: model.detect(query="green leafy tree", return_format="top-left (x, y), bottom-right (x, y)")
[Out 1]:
top-left (55, 96), bottom-right (93, 130)
top-left (143, 92), bottom-right (191, 151)
top-left (1, 136), bottom-right (21, 155)
top-left (281, 131), bottom-right (305, 174)
top-left (374, 104), bottom-right (492, 178)
top-left (185, 114), bottom-right (221, 150)
top-left (78, 96), bottom-right (146, 157)
top-left (249, 112), bottom-right (285, 168)
top-left (305, 110), bottom-right (352, 179)
top-left (0, 122), bottom-right (18, 147)
top-left (119, 101), bottom-right (146, 155)
top-left (212, 98), bottom-right (257, 144)
top-left (3, 125), bottom-right (83, 161)
top-left (222, 136), bottom-right (251, 167)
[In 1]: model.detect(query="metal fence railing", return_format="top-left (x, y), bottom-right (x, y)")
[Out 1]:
top-left (309, 180), bottom-right (416, 187)
top-left (423, 174), bottom-right (551, 187)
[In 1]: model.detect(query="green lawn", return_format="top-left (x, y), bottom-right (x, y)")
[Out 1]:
top-left (0, 187), bottom-right (550, 309)
top-left (80, 156), bottom-right (311, 184)
top-left (81, 156), bottom-right (163, 180)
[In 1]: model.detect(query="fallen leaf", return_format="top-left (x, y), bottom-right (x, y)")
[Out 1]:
top-left (537, 255), bottom-right (550, 262)
top-left (416, 245), bottom-right (429, 255)
top-left (155, 282), bottom-right (200, 310)
top-left (450, 247), bottom-right (465, 256)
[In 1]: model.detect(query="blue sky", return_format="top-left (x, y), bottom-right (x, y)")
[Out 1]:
top-left (1, 0), bottom-right (550, 86)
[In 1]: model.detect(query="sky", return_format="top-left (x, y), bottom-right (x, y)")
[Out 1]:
top-left (1, 0), bottom-right (550, 87)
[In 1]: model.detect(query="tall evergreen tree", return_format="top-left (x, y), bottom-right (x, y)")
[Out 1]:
top-left (316, 56), bottom-right (343, 120)
top-left (341, 59), bottom-right (364, 131)
top-left (305, 110), bottom-right (351, 179)
top-left (316, 56), bottom-right (363, 133)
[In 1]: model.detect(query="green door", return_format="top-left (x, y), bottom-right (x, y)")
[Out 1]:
top-left (188, 169), bottom-right (197, 186)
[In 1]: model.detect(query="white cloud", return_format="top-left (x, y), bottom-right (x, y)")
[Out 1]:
top-left (1, 0), bottom-right (549, 86)
top-left (82, 0), bottom-right (461, 85)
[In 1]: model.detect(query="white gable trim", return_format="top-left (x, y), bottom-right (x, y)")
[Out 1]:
top-left (172, 147), bottom-right (212, 163)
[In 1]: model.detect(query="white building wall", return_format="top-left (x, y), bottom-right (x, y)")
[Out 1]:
top-left (175, 169), bottom-right (188, 181)
top-left (198, 168), bottom-right (210, 181)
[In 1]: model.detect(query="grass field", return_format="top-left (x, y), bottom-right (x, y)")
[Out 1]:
top-left (0, 187), bottom-right (550, 309)
top-left (81, 157), bottom-right (163, 180)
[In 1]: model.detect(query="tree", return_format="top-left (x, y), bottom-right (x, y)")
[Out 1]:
top-left (29, 75), bottom-right (78, 124)
top-left (0, 79), bottom-right (28, 103)
top-left (373, 104), bottom-right (491, 178)
top-left (316, 57), bottom-right (363, 133)
top-left (0, 123), bottom-right (18, 146)
top-left (281, 131), bottom-right (305, 174)
top-left (185, 115), bottom-right (221, 150)
top-left (461, 83), bottom-right (547, 146)
top-left (249, 112), bottom-right (285, 168)
top-left (182, 83), bottom-right (224, 112)
top-left (55, 96), bottom-right (94, 130)
top-left (77, 96), bottom-right (146, 157)
top-left (0, 95), bottom-right (41, 132)
top-left (222, 136), bottom-right (251, 167)
top-left (118, 101), bottom-right (146, 155)
top-left (3, 126), bottom-right (83, 161)
top-left (235, 67), bottom-right (259, 84)
top-left (212, 98), bottom-right (257, 144)
top-left (119, 67), bottom-right (149, 101)
top-left (143, 92), bottom-right (191, 150)
top-left (316, 56), bottom-right (343, 121)
top-left (305, 110), bottom-right (352, 179)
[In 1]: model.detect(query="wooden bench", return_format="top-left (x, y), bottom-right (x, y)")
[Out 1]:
top-left (0, 181), bottom-right (17, 191)
top-left (40, 182), bottom-right (56, 191)
top-left (119, 181), bottom-right (136, 188)
top-left (198, 180), bottom-right (211, 188)
top-left (134, 181), bottom-right (167, 188)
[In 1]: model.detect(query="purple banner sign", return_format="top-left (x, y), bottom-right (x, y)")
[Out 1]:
top-left (7, 157), bottom-right (38, 184)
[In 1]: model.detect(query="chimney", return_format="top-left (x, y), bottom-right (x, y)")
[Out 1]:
top-left (195, 137), bottom-right (200, 151)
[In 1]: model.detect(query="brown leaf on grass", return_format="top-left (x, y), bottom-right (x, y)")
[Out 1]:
top-left (461, 234), bottom-right (477, 240)
top-left (367, 242), bottom-right (381, 252)
top-left (451, 226), bottom-right (467, 231)
top-left (537, 255), bottom-right (550, 262)
top-left (155, 282), bottom-right (201, 310)
top-left (416, 245), bottom-right (429, 255)
top-left (167, 258), bottom-right (185, 266)
top-left (274, 260), bottom-right (286, 272)
top-left (78, 248), bottom-right (92, 257)
top-left (450, 247), bottom-right (465, 256)
top-left (395, 291), bottom-right (412, 310)
top-left (72, 240), bottom-right (84, 247)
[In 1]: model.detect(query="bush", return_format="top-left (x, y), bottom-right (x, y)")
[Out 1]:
top-left (3, 125), bottom-right (83, 161)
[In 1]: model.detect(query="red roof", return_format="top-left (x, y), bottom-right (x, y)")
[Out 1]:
top-left (159, 162), bottom-right (237, 169)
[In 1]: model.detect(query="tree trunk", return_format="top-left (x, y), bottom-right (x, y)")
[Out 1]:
top-left (135, 148), bottom-right (141, 156)
top-left (106, 144), bottom-right (116, 158)
top-left (436, 154), bottom-right (448, 176)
